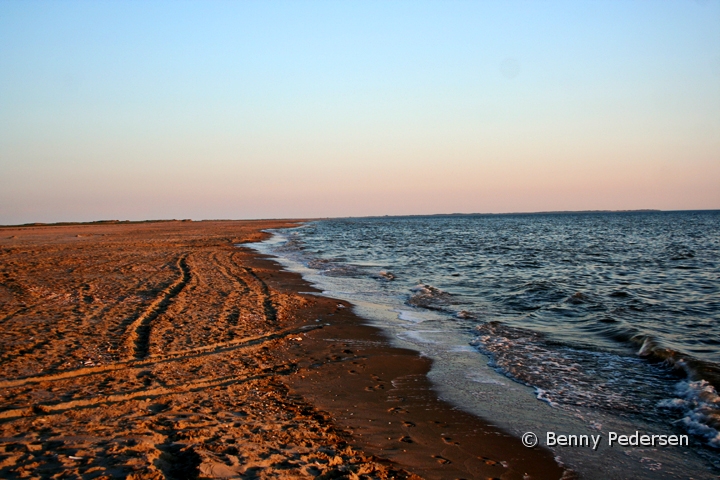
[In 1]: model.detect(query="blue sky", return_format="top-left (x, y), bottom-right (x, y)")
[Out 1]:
top-left (1, 1), bottom-right (719, 223)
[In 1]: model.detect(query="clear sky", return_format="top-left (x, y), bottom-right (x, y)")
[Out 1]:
top-left (1, 0), bottom-right (719, 223)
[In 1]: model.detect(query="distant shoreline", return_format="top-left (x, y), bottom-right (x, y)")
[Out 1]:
top-left (4, 208), bottom-right (720, 229)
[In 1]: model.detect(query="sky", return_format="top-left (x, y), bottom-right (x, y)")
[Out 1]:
top-left (1, 0), bottom-right (719, 223)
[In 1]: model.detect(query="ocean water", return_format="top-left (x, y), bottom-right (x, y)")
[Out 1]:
top-left (251, 211), bottom-right (720, 479)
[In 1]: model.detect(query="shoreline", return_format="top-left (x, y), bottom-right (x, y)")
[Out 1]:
top-left (0, 220), bottom-right (566, 479)
top-left (243, 246), bottom-right (568, 479)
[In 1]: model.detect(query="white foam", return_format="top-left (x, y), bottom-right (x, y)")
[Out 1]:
top-left (396, 310), bottom-right (426, 323)
top-left (450, 345), bottom-right (476, 353)
top-left (659, 380), bottom-right (720, 448)
top-left (466, 371), bottom-right (507, 385)
top-left (535, 387), bottom-right (560, 408)
top-left (397, 330), bottom-right (442, 344)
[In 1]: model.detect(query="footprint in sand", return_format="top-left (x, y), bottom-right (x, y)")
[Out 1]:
top-left (387, 407), bottom-right (408, 414)
top-left (364, 384), bottom-right (385, 391)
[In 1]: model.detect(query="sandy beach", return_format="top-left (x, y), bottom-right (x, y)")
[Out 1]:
top-left (0, 220), bottom-right (566, 479)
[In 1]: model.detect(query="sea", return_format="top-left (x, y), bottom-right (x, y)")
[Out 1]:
top-left (250, 210), bottom-right (720, 479)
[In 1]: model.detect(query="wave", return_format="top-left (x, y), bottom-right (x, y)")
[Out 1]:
top-left (406, 284), bottom-right (454, 310)
top-left (665, 243), bottom-right (696, 261)
top-left (659, 380), bottom-right (720, 448)
top-left (275, 233), bottom-right (305, 252)
top-left (307, 258), bottom-right (365, 277)
top-left (504, 280), bottom-right (568, 311)
top-left (584, 318), bottom-right (720, 391)
top-left (471, 321), bottom-right (677, 414)
top-left (473, 321), bottom-right (720, 448)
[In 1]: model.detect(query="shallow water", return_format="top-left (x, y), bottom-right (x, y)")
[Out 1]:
top-left (251, 211), bottom-right (720, 478)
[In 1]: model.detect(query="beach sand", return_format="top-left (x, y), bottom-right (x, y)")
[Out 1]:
top-left (0, 220), bottom-right (567, 479)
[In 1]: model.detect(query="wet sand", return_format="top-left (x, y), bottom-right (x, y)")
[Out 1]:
top-left (0, 220), bottom-right (566, 479)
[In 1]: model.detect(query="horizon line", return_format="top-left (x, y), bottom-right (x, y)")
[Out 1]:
top-left (3, 208), bottom-right (720, 229)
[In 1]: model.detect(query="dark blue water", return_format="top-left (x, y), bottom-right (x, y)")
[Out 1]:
top-left (254, 210), bottom-right (720, 477)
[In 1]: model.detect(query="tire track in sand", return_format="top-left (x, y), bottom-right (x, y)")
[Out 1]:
top-left (0, 365), bottom-right (297, 420)
top-left (242, 266), bottom-right (277, 324)
top-left (121, 255), bottom-right (191, 360)
top-left (214, 251), bottom-right (251, 332)
top-left (0, 325), bottom-right (321, 389)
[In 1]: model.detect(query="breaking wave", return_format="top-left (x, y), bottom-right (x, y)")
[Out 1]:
top-left (473, 321), bottom-right (720, 448)
top-left (471, 321), bottom-right (678, 414)
top-left (659, 380), bottom-right (720, 448)
top-left (307, 258), bottom-right (366, 277)
top-left (406, 284), bottom-right (454, 310)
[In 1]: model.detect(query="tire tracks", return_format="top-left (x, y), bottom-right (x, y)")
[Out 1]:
top-left (0, 325), bottom-right (321, 390)
top-left (212, 252), bottom-right (249, 330)
top-left (242, 267), bottom-right (277, 324)
top-left (122, 255), bottom-right (191, 360)
top-left (0, 301), bottom-right (47, 326)
top-left (0, 365), bottom-right (297, 421)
